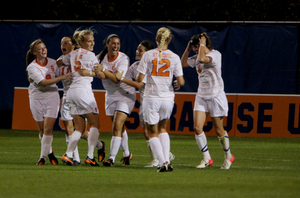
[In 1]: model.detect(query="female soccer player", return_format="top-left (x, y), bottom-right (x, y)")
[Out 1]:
top-left (136, 27), bottom-right (185, 172)
top-left (115, 40), bottom-right (176, 168)
top-left (181, 33), bottom-right (234, 169)
top-left (58, 29), bottom-right (105, 166)
top-left (95, 34), bottom-right (135, 166)
top-left (57, 36), bottom-right (81, 165)
top-left (26, 39), bottom-right (71, 165)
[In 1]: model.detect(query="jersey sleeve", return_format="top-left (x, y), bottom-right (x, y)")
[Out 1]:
top-left (206, 51), bottom-right (220, 65)
top-left (90, 53), bottom-right (99, 71)
top-left (173, 56), bottom-right (184, 77)
top-left (27, 66), bottom-right (44, 84)
top-left (137, 53), bottom-right (148, 75)
top-left (126, 63), bottom-right (135, 80)
top-left (62, 54), bottom-right (71, 66)
top-left (187, 55), bottom-right (198, 68)
top-left (117, 56), bottom-right (130, 78)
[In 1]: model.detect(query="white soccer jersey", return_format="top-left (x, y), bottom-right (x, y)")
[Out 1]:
top-left (137, 48), bottom-right (183, 100)
top-left (127, 61), bottom-right (145, 100)
top-left (62, 48), bottom-right (98, 88)
top-left (27, 58), bottom-right (59, 99)
top-left (56, 65), bottom-right (72, 97)
top-left (187, 50), bottom-right (224, 99)
top-left (100, 52), bottom-right (135, 96)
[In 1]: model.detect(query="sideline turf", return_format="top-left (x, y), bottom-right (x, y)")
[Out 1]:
top-left (0, 129), bottom-right (299, 198)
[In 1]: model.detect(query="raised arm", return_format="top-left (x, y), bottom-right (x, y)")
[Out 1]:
top-left (181, 41), bottom-right (192, 68)
top-left (198, 37), bottom-right (212, 63)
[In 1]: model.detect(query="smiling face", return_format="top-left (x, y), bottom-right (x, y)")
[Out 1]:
top-left (33, 42), bottom-right (47, 59)
top-left (80, 34), bottom-right (95, 51)
top-left (106, 37), bottom-right (120, 58)
top-left (61, 37), bottom-right (75, 55)
top-left (135, 44), bottom-right (146, 61)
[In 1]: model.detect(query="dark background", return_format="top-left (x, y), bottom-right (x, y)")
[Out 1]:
top-left (1, 0), bottom-right (299, 129)
top-left (1, 0), bottom-right (300, 21)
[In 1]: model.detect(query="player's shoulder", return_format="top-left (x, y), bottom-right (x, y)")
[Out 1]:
top-left (47, 57), bottom-right (57, 65)
top-left (208, 49), bottom-right (221, 56)
top-left (118, 51), bottom-right (129, 60)
top-left (74, 48), bottom-right (96, 56)
top-left (143, 49), bottom-right (157, 58)
top-left (168, 49), bottom-right (180, 59)
top-left (130, 61), bottom-right (140, 69)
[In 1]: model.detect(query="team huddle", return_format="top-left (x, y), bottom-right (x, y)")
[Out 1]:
top-left (26, 27), bottom-right (234, 172)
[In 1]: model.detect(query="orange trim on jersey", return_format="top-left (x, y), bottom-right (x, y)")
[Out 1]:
top-left (108, 52), bottom-right (119, 62)
top-left (35, 58), bottom-right (48, 67)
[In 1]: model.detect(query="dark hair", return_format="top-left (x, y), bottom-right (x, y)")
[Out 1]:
top-left (98, 34), bottom-right (119, 63)
top-left (190, 32), bottom-right (212, 50)
top-left (140, 40), bottom-right (154, 51)
top-left (26, 39), bottom-right (43, 67)
top-left (67, 36), bottom-right (78, 49)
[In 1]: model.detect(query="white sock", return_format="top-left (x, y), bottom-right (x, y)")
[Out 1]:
top-left (158, 132), bottom-right (170, 163)
top-left (40, 135), bottom-right (53, 159)
top-left (219, 131), bottom-right (231, 160)
top-left (149, 137), bottom-right (165, 167)
top-left (73, 146), bottom-right (80, 162)
top-left (195, 133), bottom-right (211, 160)
top-left (39, 134), bottom-right (53, 154)
top-left (66, 131), bottom-right (81, 157)
top-left (65, 134), bottom-right (69, 144)
top-left (110, 136), bottom-right (122, 163)
top-left (96, 140), bottom-right (103, 150)
top-left (87, 127), bottom-right (99, 159)
top-left (120, 130), bottom-right (130, 157)
top-left (146, 140), bottom-right (157, 161)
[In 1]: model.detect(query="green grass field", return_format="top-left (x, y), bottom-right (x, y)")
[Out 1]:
top-left (0, 129), bottom-right (299, 198)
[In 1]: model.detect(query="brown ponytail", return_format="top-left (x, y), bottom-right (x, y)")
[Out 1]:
top-left (26, 39), bottom-right (43, 67)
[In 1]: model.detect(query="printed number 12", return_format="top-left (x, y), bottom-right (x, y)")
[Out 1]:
top-left (151, 58), bottom-right (170, 77)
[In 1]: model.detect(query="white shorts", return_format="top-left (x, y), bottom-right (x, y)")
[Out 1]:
top-left (66, 87), bottom-right (99, 116)
top-left (143, 98), bottom-right (174, 125)
top-left (29, 93), bottom-right (60, 122)
top-left (105, 94), bottom-right (135, 116)
top-left (194, 92), bottom-right (228, 117)
top-left (60, 96), bottom-right (73, 121)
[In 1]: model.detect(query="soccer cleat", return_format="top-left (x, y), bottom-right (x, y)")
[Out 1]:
top-left (103, 158), bottom-right (114, 167)
top-left (169, 152), bottom-right (175, 162)
top-left (62, 154), bottom-right (74, 166)
top-left (157, 162), bottom-right (173, 172)
top-left (221, 154), bottom-right (235, 169)
top-left (85, 156), bottom-right (99, 166)
top-left (121, 152), bottom-right (133, 165)
top-left (144, 159), bottom-right (159, 168)
top-left (196, 158), bottom-right (213, 169)
top-left (36, 158), bottom-right (45, 165)
top-left (167, 163), bottom-right (173, 172)
top-left (73, 161), bottom-right (81, 166)
top-left (97, 141), bottom-right (105, 162)
top-left (48, 152), bottom-right (58, 165)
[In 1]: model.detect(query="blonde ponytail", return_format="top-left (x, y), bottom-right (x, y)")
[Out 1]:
top-left (156, 27), bottom-right (172, 58)
top-left (73, 28), bottom-right (95, 47)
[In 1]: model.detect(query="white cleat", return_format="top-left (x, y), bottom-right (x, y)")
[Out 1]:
top-left (144, 159), bottom-right (159, 168)
top-left (169, 152), bottom-right (175, 162)
top-left (196, 158), bottom-right (213, 169)
top-left (221, 154), bottom-right (235, 169)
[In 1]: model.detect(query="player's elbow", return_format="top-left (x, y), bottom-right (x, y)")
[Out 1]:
top-left (38, 80), bottom-right (48, 87)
